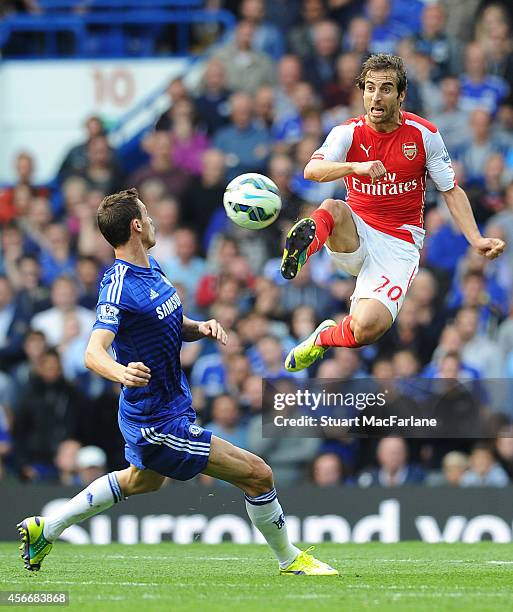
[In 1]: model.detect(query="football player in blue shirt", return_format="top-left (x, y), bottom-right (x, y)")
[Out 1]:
top-left (17, 188), bottom-right (337, 576)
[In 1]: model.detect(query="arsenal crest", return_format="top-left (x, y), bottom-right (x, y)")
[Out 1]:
top-left (402, 142), bottom-right (417, 160)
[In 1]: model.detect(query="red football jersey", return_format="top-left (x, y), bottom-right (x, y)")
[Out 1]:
top-left (310, 111), bottom-right (456, 247)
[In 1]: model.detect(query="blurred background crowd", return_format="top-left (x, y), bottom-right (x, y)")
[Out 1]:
top-left (2, 0), bottom-right (513, 490)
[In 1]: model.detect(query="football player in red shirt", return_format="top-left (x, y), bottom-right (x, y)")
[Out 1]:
top-left (282, 53), bottom-right (505, 372)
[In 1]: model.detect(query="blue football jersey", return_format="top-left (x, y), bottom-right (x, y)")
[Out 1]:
top-left (93, 255), bottom-right (192, 422)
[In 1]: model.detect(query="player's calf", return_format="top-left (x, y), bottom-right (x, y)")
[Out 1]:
top-left (116, 466), bottom-right (165, 496)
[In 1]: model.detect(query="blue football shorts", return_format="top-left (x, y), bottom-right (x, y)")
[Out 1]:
top-left (118, 408), bottom-right (212, 481)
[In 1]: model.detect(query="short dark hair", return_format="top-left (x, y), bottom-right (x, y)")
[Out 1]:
top-left (357, 53), bottom-right (408, 96)
top-left (97, 188), bottom-right (141, 247)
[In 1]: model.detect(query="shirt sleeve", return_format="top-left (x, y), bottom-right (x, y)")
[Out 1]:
top-left (310, 123), bottom-right (355, 163)
top-left (92, 266), bottom-right (131, 335)
top-left (424, 129), bottom-right (456, 192)
top-left (93, 302), bottom-right (124, 335)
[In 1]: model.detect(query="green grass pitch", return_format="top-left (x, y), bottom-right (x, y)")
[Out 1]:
top-left (1, 542), bottom-right (513, 611)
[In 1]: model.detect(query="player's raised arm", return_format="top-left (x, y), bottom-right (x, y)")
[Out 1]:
top-left (85, 328), bottom-right (151, 387)
top-left (442, 186), bottom-right (505, 259)
top-left (423, 126), bottom-right (505, 260)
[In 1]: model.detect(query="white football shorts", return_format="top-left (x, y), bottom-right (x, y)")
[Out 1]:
top-left (325, 208), bottom-right (419, 321)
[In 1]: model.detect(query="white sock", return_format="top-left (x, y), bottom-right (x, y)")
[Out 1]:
top-left (43, 473), bottom-right (124, 542)
top-left (245, 488), bottom-right (300, 568)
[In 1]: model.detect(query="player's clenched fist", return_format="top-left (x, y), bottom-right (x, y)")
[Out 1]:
top-left (198, 319), bottom-right (228, 345)
top-left (353, 160), bottom-right (387, 182)
top-left (123, 361), bottom-right (151, 387)
top-left (472, 237), bottom-right (506, 260)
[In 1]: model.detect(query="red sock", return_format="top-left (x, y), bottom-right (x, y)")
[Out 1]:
top-left (306, 209), bottom-right (335, 257)
top-left (318, 315), bottom-right (362, 348)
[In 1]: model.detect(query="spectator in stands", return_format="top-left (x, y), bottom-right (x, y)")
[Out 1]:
top-left (254, 85), bottom-right (275, 131)
top-left (169, 99), bottom-right (210, 176)
top-left (19, 196), bottom-right (52, 255)
top-left (453, 108), bottom-right (507, 187)
top-left (213, 91), bottom-right (272, 180)
top-left (77, 134), bottom-right (126, 194)
top-left (280, 262), bottom-right (336, 321)
top-left (13, 349), bottom-right (83, 481)
top-left (488, 182), bottom-right (513, 270)
top-left (194, 58), bottom-right (231, 136)
top-left (358, 437), bottom-right (425, 487)
top-left (495, 430), bottom-right (513, 480)
top-left (447, 268), bottom-right (507, 329)
top-left (453, 306), bottom-right (501, 378)
top-left (0, 275), bottom-right (31, 370)
top-left (155, 77), bottom-right (191, 132)
top-left (76, 255), bottom-right (100, 310)
top-left (475, 3), bottom-right (513, 81)
top-left (302, 20), bottom-right (341, 93)
top-left (291, 136), bottom-right (338, 205)
top-left (30, 276), bottom-right (95, 347)
top-left (415, 3), bottom-right (462, 81)
top-left (238, 0), bottom-right (285, 61)
top-left (182, 149), bottom-right (227, 243)
top-left (75, 445), bottom-right (107, 487)
top-left (289, 305), bottom-right (316, 342)
top-left (288, 0), bottom-right (327, 60)
top-left (0, 152), bottom-right (48, 225)
top-left (439, 0), bottom-right (480, 44)
top-left (461, 443), bottom-right (509, 487)
top-left (426, 451), bottom-right (469, 486)
top-left (161, 227), bottom-right (207, 309)
top-left (378, 298), bottom-right (434, 366)
top-left (57, 115), bottom-right (106, 182)
top-left (191, 330), bottom-right (243, 401)
top-left (10, 329), bottom-right (47, 397)
top-left (365, 0), bottom-right (411, 55)
top-left (13, 255), bottom-right (50, 317)
top-left (54, 439), bottom-right (81, 486)
top-left (424, 210), bottom-right (472, 281)
top-left (149, 197), bottom-right (179, 262)
top-left (429, 76), bottom-right (470, 154)
top-left (206, 394), bottom-right (248, 449)
top-left (311, 452), bottom-right (345, 486)
top-left (466, 153), bottom-right (510, 225)
top-left (459, 42), bottom-right (509, 116)
top-left (38, 222), bottom-right (77, 285)
top-left (266, 153), bottom-right (304, 224)
top-left (252, 276), bottom-right (284, 321)
top-left (273, 55), bottom-right (304, 121)
top-left (272, 81), bottom-right (318, 149)
top-left (254, 334), bottom-right (305, 379)
top-left (213, 20), bottom-right (274, 95)
top-left (322, 52), bottom-right (361, 111)
top-left (129, 131), bottom-right (190, 199)
top-left (247, 407), bottom-right (321, 484)
top-left (344, 16), bottom-right (373, 61)
top-left (76, 382), bottom-right (125, 470)
top-left (0, 223), bottom-right (25, 282)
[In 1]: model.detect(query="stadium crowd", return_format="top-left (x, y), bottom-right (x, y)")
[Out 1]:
top-left (2, 0), bottom-right (513, 489)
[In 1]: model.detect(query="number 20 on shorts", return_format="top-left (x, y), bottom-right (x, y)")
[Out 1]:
top-left (373, 276), bottom-right (403, 301)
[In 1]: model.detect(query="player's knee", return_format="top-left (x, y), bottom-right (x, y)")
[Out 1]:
top-left (320, 198), bottom-right (349, 225)
top-left (248, 457), bottom-right (274, 496)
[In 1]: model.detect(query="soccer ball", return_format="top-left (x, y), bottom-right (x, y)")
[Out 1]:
top-left (223, 173), bottom-right (282, 230)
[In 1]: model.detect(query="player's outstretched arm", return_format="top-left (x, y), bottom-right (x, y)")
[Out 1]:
top-left (442, 185), bottom-right (505, 260)
top-left (84, 328), bottom-right (151, 387)
top-left (304, 159), bottom-right (386, 183)
top-left (182, 316), bottom-right (227, 344)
